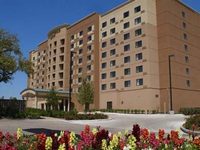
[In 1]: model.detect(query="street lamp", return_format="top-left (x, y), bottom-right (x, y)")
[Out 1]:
top-left (168, 54), bottom-right (175, 112)
top-left (68, 51), bottom-right (76, 112)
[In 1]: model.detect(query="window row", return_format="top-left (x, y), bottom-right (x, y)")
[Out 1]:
top-left (102, 6), bottom-right (141, 28)
top-left (101, 53), bottom-right (143, 69)
top-left (49, 39), bottom-right (65, 49)
top-left (101, 66), bottom-right (143, 79)
top-left (102, 28), bottom-right (142, 38)
top-left (71, 26), bottom-right (94, 40)
top-left (101, 78), bottom-right (143, 90)
top-left (102, 39), bottom-right (143, 48)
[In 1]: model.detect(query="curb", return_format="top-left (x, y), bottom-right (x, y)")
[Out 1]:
top-left (180, 126), bottom-right (200, 136)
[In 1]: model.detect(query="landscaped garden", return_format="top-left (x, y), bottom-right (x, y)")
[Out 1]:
top-left (0, 124), bottom-right (200, 150)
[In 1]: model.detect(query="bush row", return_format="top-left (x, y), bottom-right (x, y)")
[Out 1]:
top-left (179, 107), bottom-right (200, 115)
top-left (91, 109), bottom-right (159, 114)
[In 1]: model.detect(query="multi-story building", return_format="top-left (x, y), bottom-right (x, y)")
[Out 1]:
top-left (21, 0), bottom-right (200, 112)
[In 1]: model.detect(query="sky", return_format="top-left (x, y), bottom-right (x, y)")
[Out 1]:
top-left (0, 0), bottom-right (200, 99)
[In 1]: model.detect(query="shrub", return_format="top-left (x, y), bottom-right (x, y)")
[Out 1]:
top-left (180, 107), bottom-right (200, 115)
top-left (184, 115), bottom-right (200, 131)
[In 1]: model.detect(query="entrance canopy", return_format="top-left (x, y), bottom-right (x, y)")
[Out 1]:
top-left (20, 88), bottom-right (69, 98)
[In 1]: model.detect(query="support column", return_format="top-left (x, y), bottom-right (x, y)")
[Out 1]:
top-left (63, 99), bottom-right (66, 111)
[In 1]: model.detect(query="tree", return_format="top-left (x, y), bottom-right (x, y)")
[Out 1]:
top-left (0, 28), bottom-right (33, 83)
top-left (77, 79), bottom-right (94, 112)
top-left (46, 88), bottom-right (59, 110)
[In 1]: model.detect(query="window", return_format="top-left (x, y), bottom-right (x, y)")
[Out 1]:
top-left (136, 65), bottom-right (143, 73)
top-left (53, 57), bottom-right (56, 62)
top-left (110, 49), bottom-right (116, 56)
top-left (71, 35), bottom-right (74, 40)
top-left (186, 68), bottom-right (190, 74)
top-left (79, 49), bottom-right (83, 54)
top-left (102, 42), bottom-right (107, 48)
top-left (110, 71), bottom-right (116, 78)
top-left (87, 75), bottom-right (91, 81)
top-left (183, 33), bottom-right (187, 40)
top-left (135, 28), bottom-right (142, 36)
top-left (185, 56), bottom-right (189, 63)
top-left (88, 26), bottom-right (92, 32)
top-left (134, 6), bottom-right (141, 13)
top-left (123, 11), bottom-right (129, 18)
top-left (88, 35), bottom-right (92, 41)
top-left (184, 44), bottom-right (188, 51)
top-left (186, 80), bottom-right (190, 87)
top-left (182, 11), bottom-right (186, 18)
top-left (110, 60), bottom-right (116, 67)
top-left (124, 80), bottom-right (131, 87)
top-left (124, 22), bottom-right (130, 29)
top-left (102, 52), bottom-right (107, 58)
top-left (102, 31), bottom-right (107, 37)
top-left (124, 33), bottom-right (130, 40)
top-left (60, 47), bottom-right (64, 53)
top-left (60, 55), bottom-right (64, 62)
top-left (52, 65), bottom-right (56, 71)
top-left (110, 28), bottom-right (116, 34)
top-left (78, 68), bottom-right (82, 73)
top-left (101, 73), bottom-right (107, 79)
top-left (59, 64), bottom-right (64, 70)
top-left (124, 56), bottom-right (130, 63)
top-left (87, 45), bottom-right (92, 51)
top-left (79, 31), bottom-right (83, 36)
top-left (136, 53), bottom-right (143, 60)
top-left (52, 74), bottom-right (56, 79)
top-left (110, 83), bottom-right (116, 89)
top-left (79, 40), bottom-right (83, 45)
top-left (59, 81), bottom-right (63, 88)
top-left (102, 62), bottom-right (107, 69)
top-left (60, 39), bottom-right (65, 45)
top-left (87, 65), bottom-right (91, 71)
top-left (136, 78), bottom-right (143, 86)
top-left (87, 55), bottom-right (91, 61)
top-left (102, 22), bottom-right (107, 28)
top-left (135, 17), bottom-right (141, 25)
top-left (124, 68), bottom-right (131, 75)
top-left (59, 73), bottom-right (63, 79)
top-left (110, 18), bottom-right (115, 24)
top-left (52, 82), bottom-right (55, 86)
top-left (101, 84), bottom-right (107, 90)
top-left (79, 58), bottom-right (82, 64)
top-left (54, 41), bottom-right (57, 46)
top-left (124, 44), bottom-right (130, 52)
top-left (135, 40), bottom-right (143, 48)
top-left (53, 49), bottom-right (56, 54)
top-left (78, 77), bottom-right (82, 83)
top-left (183, 22), bottom-right (186, 28)
top-left (110, 38), bottom-right (116, 45)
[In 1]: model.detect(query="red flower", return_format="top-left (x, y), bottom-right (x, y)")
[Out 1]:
top-left (158, 129), bottom-right (165, 142)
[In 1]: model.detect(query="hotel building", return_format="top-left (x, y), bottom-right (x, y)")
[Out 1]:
top-left (21, 0), bottom-right (200, 112)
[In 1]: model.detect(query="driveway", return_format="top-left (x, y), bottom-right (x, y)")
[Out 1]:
top-left (0, 113), bottom-right (186, 135)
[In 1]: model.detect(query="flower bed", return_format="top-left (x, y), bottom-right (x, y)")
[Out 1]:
top-left (0, 124), bottom-right (200, 150)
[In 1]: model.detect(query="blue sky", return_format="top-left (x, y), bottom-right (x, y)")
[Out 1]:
top-left (0, 0), bottom-right (199, 99)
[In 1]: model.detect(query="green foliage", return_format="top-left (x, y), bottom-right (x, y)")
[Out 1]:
top-left (77, 79), bottom-right (94, 112)
top-left (180, 107), bottom-right (200, 115)
top-left (184, 115), bottom-right (200, 131)
top-left (0, 28), bottom-right (33, 83)
top-left (46, 88), bottom-right (59, 110)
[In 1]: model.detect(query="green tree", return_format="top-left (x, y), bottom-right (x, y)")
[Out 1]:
top-left (46, 88), bottom-right (59, 110)
top-left (77, 79), bottom-right (94, 112)
top-left (0, 28), bottom-right (33, 83)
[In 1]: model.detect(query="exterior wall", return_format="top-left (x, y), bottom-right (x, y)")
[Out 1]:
top-left (67, 13), bottom-right (100, 111)
top-left (99, 0), bottom-right (160, 111)
top-left (28, 41), bottom-right (48, 89)
top-left (47, 25), bottom-right (69, 91)
top-left (156, 0), bottom-right (200, 112)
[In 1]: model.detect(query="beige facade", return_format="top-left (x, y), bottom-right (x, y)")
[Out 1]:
top-left (99, 0), bottom-right (160, 111)
top-left (22, 0), bottom-right (200, 112)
